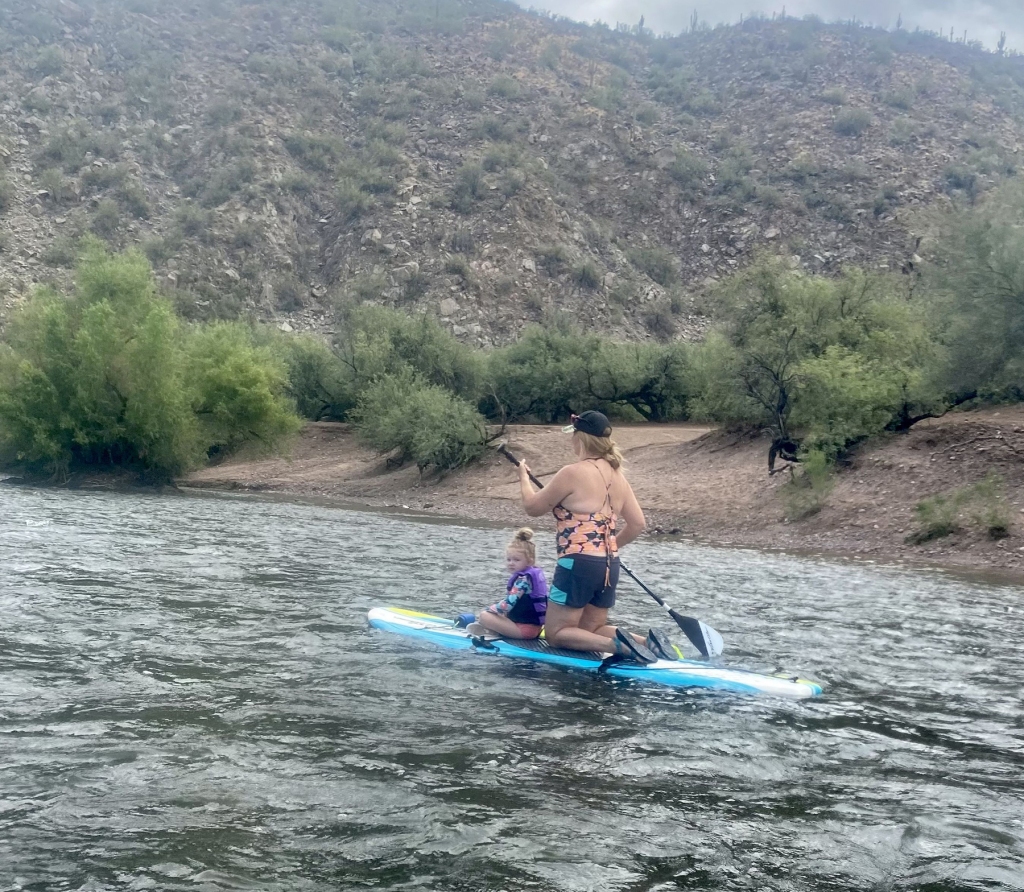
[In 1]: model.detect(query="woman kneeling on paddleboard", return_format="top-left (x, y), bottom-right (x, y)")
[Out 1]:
top-left (516, 411), bottom-right (672, 664)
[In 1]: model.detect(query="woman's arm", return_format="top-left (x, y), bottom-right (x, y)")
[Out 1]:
top-left (613, 479), bottom-right (646, 548)
top-left (518, 462), bottom-right (575, 516)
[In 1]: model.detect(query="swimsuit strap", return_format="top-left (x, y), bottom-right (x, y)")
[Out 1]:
top-left (585, 459), bottom-right (615, 585)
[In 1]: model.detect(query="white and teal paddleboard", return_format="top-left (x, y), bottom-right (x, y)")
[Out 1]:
top-left (368, 607), bottom-right (823, 700)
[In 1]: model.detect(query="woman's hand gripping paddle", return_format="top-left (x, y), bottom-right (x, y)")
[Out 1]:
top-left (497, 442), bottom-right (725, 659)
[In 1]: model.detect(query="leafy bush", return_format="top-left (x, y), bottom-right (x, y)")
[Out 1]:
top-left (781, 449), bottom-right (834, 521)
top-left (488, 75), bottom-right (521, 99)
top-left (537, 244), bottom-right (570, 275)
top-left (574, 260), bottom-right (602, 290)
top-left (90, 199), bottom-right (121, 237)
top-left (668, 149), bottom-right (707, 199)
top-left (184, 322), bottom-right (301, 458)
top-left (627, 246), bottom-right (678, 286)
top-left (336, 179), bottom-right (375, 221)
top-left (352, 373), bottom-right (486, 472)
top-left (0, 245), bottom-right (301, 478)
top-left (906, 474), bottom-right (1011, 544)
top-left (834, 108), bottom-right (872, 136)
top-left (450, 163), bottom-right (485, 214)
top-left (0, 176), bottom-right (13, 215)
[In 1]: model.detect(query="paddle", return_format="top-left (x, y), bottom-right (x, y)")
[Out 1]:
top-left (496, 442), bottom-right (725, 658)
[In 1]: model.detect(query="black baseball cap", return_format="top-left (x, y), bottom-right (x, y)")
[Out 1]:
top-left (562, 410), bottom-right (612, 437)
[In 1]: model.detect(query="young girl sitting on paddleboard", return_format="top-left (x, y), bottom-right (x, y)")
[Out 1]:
top-left (462, 528), bottom-right (548, 640)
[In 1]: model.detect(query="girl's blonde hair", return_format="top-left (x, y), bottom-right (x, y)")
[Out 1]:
top-left (575, 431), bottom-right (624, 470)
top-left (508, 527), bottom-right (536, 564)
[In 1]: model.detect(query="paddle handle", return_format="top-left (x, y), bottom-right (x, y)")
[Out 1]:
top-left (498, 443), bottom-right (545, 489)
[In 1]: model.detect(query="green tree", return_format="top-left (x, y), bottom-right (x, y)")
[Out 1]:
top-left (925, 181), bottom-right (1024, 401)
top-left (0, 244), bottom-right (198, 476)
top-left (185, 322), bottom-right (302, 458)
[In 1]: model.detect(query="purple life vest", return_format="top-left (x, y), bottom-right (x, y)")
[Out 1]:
top-left (506, 566), bottom-right (548, 626)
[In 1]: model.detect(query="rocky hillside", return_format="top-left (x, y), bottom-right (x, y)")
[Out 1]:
top-left (2, 0), bottom-right (1024, 345)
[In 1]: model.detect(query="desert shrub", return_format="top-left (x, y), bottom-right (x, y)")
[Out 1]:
top-left (501, 170), bottom-right (525, 197)
top-left (907, 491), bottom-right (961, 543)
top-left (284, 132), bottom-right (344, 172)
top-left (781, 449), bottom-right (834, 521)
top-left (445, 255), bottom-right (472, 279)
top-left (644, 302), bottom-right (677, 340)
top-left (38, 168), bottom-right (75, 204)
top-left (537, 243), bottom-right (570, 275)
top-left (574, 260), bottom-right (602, 290)
top-left (668, 149), bottom-right (707, 199)
top-left (41, 236), bottom-right (80, 268)
top-left (80, 164), bottom-right (128, 194)
top-left (820, 87), bottom-right (845, 105)
top-left (90, 199), bottom-right (121, 237)
top-left (450, 163), bottom-right (485, 214)
top-left (889, 117), bottom-right (918, 146)
top-left (755, 185), bottom-right (785, 208)
top-left (336, 179), bottom-right (375, 221)
top-left (482, 144), bottom-right (520, 172)
top-left (207, 99), bottom-right (243, 126)
top-left (352, 373), bottom-right (486, 472)
top-left (488, 75), bottom-right (521, 99)
top-left (175, 203), bottom-right (213, 242)
top-left (32, 46), bottom-right (64, 77)
top-left (943, 164), bottom-right (979, 201)
top-left (785, 153), bottom-right (822, 183)
top-left (627, 246), bottom-right (678, 286)
top-left (882, 89), bottom-right (914, 110)
top-left (834, 108), bottom-right (872, 136)
top-left (199, 160), bottom-right (256, 207)
top-left (474, 116), bottom-right (514, 142)
top-left (0, 176), bottom-right (13, 215)
top-left (119, 181), bottom-right (150, 219)
top-left (539, 40), bottom-right (561, 69)
top-left (278, 171), bottom-right (316, 195)
top-left (451, 228), bottom-right (476, 254)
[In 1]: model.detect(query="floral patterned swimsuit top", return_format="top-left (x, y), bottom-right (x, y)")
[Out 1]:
top-left (553, 459), bottom-right (618, 558)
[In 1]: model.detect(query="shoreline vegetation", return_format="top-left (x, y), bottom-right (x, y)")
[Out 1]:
top-left (179, 415), bottom-right (1024, 581)
top-left (2, 187), bottom-right (1023, 583)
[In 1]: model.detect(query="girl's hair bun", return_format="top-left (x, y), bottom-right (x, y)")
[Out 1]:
top-left (514, 527), bottom-right (534, 542)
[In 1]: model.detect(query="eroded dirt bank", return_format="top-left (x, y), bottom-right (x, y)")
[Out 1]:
top-left (184, 407), bottom-right (1024, 579)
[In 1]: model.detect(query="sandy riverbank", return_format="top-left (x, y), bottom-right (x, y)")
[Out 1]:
top-left (184, 407), bottom-right (1024, 580)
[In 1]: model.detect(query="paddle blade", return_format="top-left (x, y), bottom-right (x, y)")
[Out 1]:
top-left (670, 610), bottom-right (725, 659)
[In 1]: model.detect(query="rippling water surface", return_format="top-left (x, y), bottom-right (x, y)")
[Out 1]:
top-left (1, 487), bottom-right (1022, 891)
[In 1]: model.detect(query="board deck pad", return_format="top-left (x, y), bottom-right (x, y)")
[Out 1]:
top-left (368, 607), bottom-right (822, 699)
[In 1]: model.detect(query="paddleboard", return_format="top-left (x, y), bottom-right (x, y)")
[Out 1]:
top-left (368, 607), bottom-right (823, 699)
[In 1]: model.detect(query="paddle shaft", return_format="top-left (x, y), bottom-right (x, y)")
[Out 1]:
top-left (497, 443), bottom-right (720, 657)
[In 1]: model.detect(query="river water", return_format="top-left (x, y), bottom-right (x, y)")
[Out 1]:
top-left (1, 487), bottom-right (1022, 892)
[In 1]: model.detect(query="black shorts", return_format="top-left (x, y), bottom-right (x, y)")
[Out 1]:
top-left (548, 554), bottom-right (620, 610)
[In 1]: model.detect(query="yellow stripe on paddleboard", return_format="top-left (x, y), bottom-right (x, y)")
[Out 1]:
top-left (390, 607), bottom-right (444, 621)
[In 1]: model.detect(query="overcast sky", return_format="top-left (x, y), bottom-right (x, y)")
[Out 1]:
top-left (519, 1), bottom-right (1024, 53)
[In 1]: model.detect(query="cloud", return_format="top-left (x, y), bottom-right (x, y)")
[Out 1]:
top-left (522, 0), bottom-right (1024, 51)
